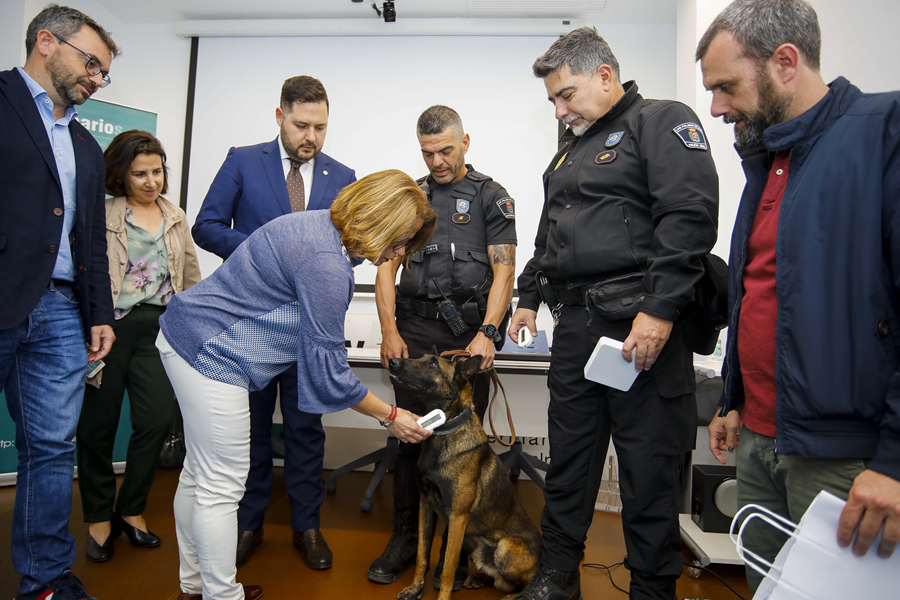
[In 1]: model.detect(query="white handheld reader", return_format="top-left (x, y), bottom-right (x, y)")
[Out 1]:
top-left (417, 409), bottom-right (447, 431)
top-left (518, 327), bottom-right (534, 348)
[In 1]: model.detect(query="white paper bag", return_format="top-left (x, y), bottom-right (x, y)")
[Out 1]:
top-left (731, 491), bottom-right (900, 600)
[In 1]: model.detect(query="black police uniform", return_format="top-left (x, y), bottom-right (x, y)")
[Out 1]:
top-left (517, 82), bottom-right (718, 600)
top-left (391, 165), bottom-right (517, 511)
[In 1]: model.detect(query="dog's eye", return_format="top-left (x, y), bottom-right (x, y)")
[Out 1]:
top-left (428, 357), bottom-right (438, 368)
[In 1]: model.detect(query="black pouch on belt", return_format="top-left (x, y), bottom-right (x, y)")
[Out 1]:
top-left (584, 271), bottom-right (646, 321)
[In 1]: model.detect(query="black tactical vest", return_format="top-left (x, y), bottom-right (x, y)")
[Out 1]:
top-left (398, 169), bottom-right (494, 302)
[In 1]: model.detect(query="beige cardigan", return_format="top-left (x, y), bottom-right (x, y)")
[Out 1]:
top-left (87, 195), bottom-right (202, 387)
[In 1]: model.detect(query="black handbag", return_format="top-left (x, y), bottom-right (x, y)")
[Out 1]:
top-left (682, 254), bottom-right (730, 355)
top-left (158, 402), bottom-right (186, 469)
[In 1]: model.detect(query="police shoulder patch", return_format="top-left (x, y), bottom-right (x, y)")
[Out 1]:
top-left (495, 197), bottom-right (515, 220)
top-left (673, 122), bottom-right (708, 150)
top-left (605, 131), bottom-right (625, 148)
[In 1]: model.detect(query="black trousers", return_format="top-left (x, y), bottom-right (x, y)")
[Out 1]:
top-left (237, 365), bottom-right (325, 532)
top-left (541, 305), bottom-right (696, 600)
top-left (77, 304), bottom-right (174, 521)
top-left (391, 314), bottom-right (490, 510)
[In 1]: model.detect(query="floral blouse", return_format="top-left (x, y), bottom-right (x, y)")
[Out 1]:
top-left (114, 206), bottom-right (173, 320)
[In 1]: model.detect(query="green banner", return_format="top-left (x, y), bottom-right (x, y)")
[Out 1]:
top-left (76, 97), bottom-right (158, 151)
top-left (1, 99), bottom-right (158, 484)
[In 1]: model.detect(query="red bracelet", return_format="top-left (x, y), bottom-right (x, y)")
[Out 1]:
top-left (380, 404), bottom-right (397, 427)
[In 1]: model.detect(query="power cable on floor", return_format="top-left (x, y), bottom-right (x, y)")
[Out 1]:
top-left (681, 561), bottom-right (749, 600)
top-left (583, 561), bottom-right (628, 594)
top-left (583, 558), bottom-right (750, 600)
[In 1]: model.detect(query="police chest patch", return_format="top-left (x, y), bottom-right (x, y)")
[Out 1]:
top-left (456, 199), bottom-right (469, 213)
top-left (605, 131), bottom-right (625, 148)
top-left (453, 213), bottom-right (471, 224)
top-left (595, 149), bottom-right (617, 164)
top-left (495, 197), bottom-right (515, 220)
top-left (673, 122), bottom-right (708, 150)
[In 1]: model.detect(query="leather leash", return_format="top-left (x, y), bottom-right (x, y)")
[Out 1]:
top-left (439, 350), bottom-right (516, 447)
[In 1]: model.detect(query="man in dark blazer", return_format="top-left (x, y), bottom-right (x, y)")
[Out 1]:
top-left (192, 75), bottom-right (356, 571)
top-left (0, 6), bottom-right (117, 600)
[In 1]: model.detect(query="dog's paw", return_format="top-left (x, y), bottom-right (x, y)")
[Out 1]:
top-left (463, 574), bottom-right (490, 589)
top-left (398, 582), bottom-right (425, 600)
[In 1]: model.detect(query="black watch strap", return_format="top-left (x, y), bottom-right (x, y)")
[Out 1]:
top-left (478, 324), bottom-right (498, 339)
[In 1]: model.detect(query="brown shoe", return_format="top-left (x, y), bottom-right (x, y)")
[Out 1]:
top-left (176, 585), bottom-right (262, 600)
top-left (242, 585), bottom-right (264, 600)
top-left (235, 527), bottom-right (264, 569)
top-left (293, 528), bottom-right (333, 570)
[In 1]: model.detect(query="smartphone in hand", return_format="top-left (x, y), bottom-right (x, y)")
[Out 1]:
top-left (86, 359), bottom-right (105, 378)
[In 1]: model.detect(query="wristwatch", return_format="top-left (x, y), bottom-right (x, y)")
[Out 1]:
top-left (478, 324), bottom-right (499, 340)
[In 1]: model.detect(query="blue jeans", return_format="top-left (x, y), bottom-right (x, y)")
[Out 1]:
top-left (0, 284), bottom-right (88, 596)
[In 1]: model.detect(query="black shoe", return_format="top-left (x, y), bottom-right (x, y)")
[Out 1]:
top-left (514, 566), bottom-right (582, 600)
top-left (236, 527), bottom-right (264, 569)
top-left (432, 560), bottom-right (466, 591)
top-left (432, 530), bottom-right (467, 591)
top-left (293, 528), bottom-right (333, 570)
top-left (113, 513), bottom-right (161, 548)
top-left (85, 528), bottom-right (115, 562)
top-left (367, 506), bottom-right (418, 584)
top-left (47, 570), bottom-right (97, 600)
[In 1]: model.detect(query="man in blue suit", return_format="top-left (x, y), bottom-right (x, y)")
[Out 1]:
top-left (0, 5), bottom-right (118, 600)
top-left (192, 75), bottom-right (355, 571)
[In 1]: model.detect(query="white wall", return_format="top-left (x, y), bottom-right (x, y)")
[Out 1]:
top-left (0, 1), bottom-right (27, 69)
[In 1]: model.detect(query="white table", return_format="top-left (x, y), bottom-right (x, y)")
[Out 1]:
top-left (679, 513), bottom-right (744, 577)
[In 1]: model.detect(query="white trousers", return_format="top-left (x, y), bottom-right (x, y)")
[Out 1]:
top-left (157, 331), bottom-right (250, 600)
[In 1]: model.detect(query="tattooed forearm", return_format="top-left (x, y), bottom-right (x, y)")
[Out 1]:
top-left (488, 244), bottom-right (516, 267)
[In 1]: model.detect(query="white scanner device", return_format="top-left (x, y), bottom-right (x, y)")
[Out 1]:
top-left (417, 409), bottom-right (447, 430)
top-left (518, 327), bottom-right (534, 348)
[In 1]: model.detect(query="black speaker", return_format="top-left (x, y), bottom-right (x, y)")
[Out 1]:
top-left (691, 464), bottom-right (738, 534)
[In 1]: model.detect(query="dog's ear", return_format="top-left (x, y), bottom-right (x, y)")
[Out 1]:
top-left (431, 344), bottom-right (440, 357)
top-left (456, 355), bottom-right (483, 381)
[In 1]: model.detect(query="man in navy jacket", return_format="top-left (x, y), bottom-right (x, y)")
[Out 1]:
top-left (697, 0), bottom-right (900, 593)
top-left (0, 5), bottom-right (117, 600)
top-left (192, 75), bottom-right (355, 571)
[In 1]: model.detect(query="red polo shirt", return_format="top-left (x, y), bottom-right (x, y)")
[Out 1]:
top-left (737, 150), bottom-right (791, 437)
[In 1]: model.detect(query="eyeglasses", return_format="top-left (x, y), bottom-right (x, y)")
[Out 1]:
top-left (53, 33), bottom-right (111, 88)
top-left (392, 239), bottom-right (413, 253)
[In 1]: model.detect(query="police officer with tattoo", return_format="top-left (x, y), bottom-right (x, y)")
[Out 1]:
top-left (369, 105), bottom-right (517, 588)
top-left (509, 28), bottom-right (719, 600)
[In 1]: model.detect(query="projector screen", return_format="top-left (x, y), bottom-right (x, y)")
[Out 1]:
top-left (186, 34), bottom-right (561, 285)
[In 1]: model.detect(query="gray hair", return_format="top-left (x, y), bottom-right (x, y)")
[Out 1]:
top-left (417, 105), bottom-right (464, 139)
top-left (532, 26), bottom-right (620, 81)
top-left (695, 0), bottom-right (820, 70)
top-left (26, 4), bottom-right (120, 59)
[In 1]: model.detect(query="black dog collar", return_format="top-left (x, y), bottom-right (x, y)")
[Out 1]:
top-left (431, 407), bottom-right (473, 436)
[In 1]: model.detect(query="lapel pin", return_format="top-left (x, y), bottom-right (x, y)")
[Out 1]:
top-left (323, 170), bottom-right (328, 175)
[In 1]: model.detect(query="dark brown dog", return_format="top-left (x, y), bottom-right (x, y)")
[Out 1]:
top-left (390, 353), bottom-right (540, 600)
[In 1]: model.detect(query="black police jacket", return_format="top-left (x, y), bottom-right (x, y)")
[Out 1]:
top-left (518, 81), bottom-right (719, 322)
top-left (398, 166), bottom-right (517, 302)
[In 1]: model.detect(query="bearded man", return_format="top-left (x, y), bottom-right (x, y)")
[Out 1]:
top-left (698, 0), bottom-right (900, 593)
